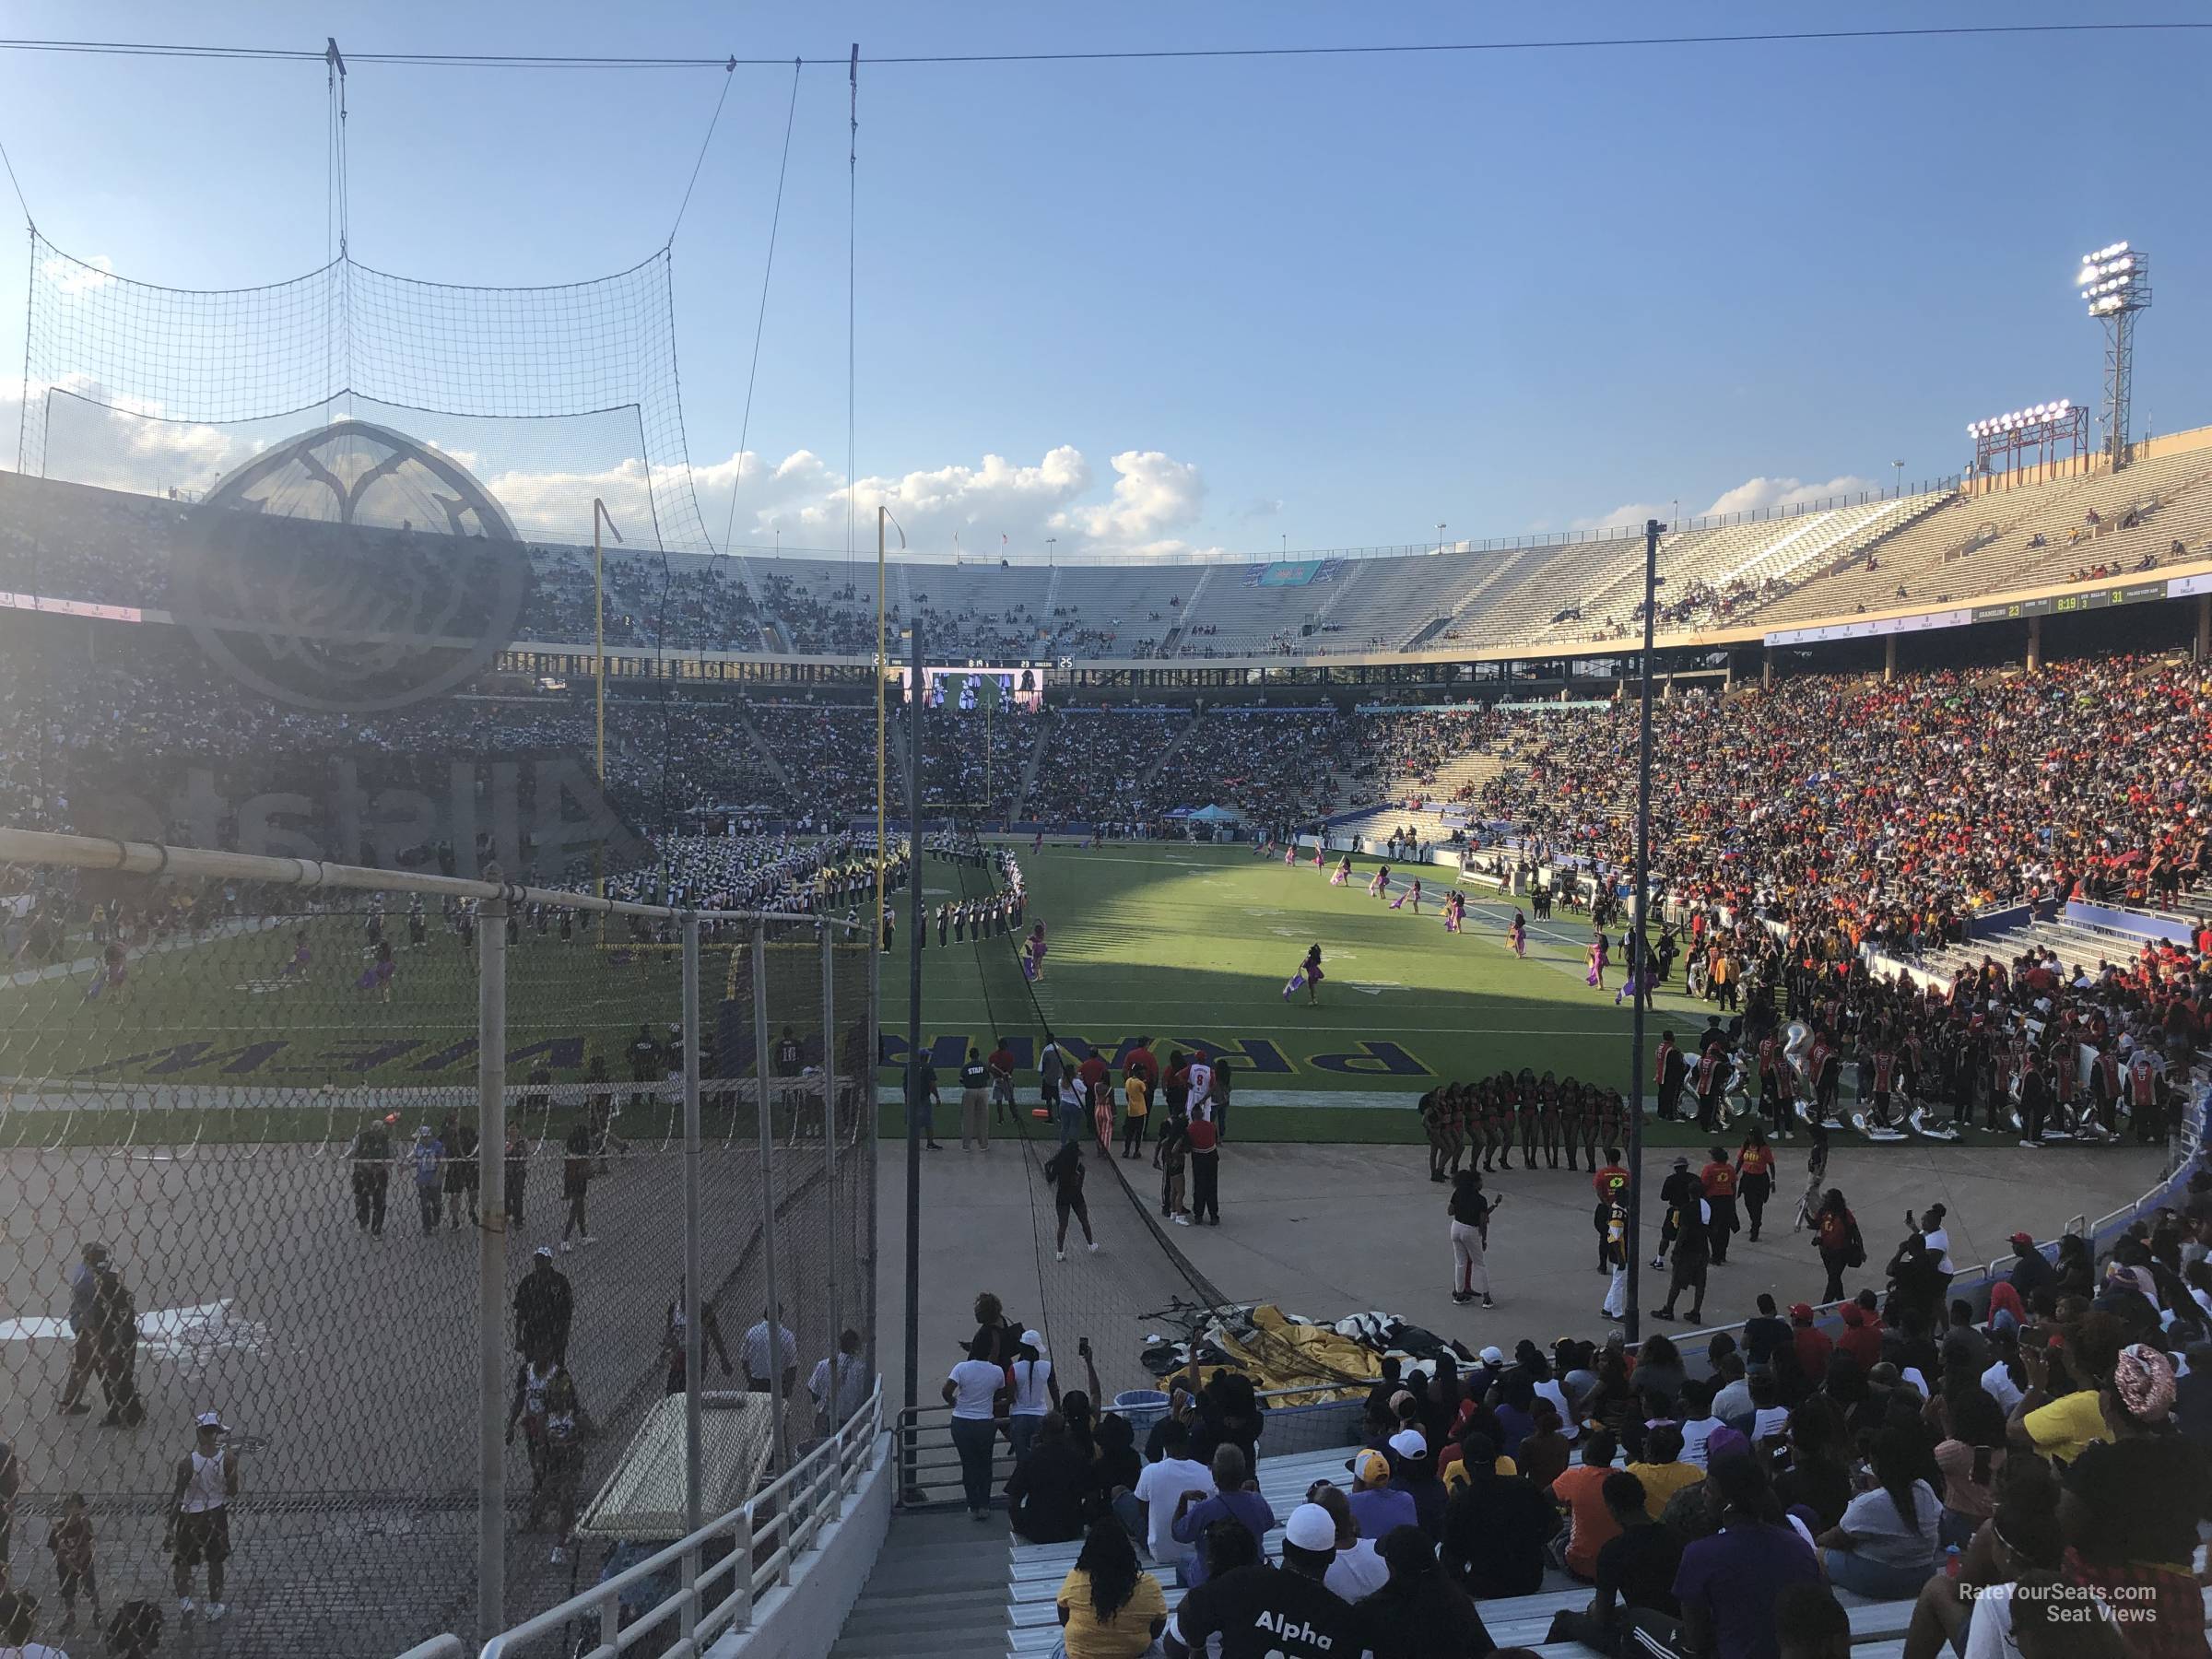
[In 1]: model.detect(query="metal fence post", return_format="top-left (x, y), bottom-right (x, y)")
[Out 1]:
top-left (477, 888), bottom-right (510, 1644)
top-left (820, 920), bottom-right (842, 1513)
top-left (681, 913), bottom-right (704, 1536)
top-left (752, 922), bottom-right (790, 1477)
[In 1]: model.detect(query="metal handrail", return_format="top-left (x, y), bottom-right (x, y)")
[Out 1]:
top-left (394, 1641), bottom-right (468, 1659)
top-left (474, 1382), bottom-right (883, 1659)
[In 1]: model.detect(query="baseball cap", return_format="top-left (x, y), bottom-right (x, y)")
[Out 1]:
top-left (1388, 1428), bottom-right (1428, 1461)
top-left (1352, 1450), bottom-right (1391, 1484)
top-left (1788, 1301), bottom-right (1815, 1321)
top-left (194, 1411), bottom-right (229, 1432)
top-left (1019, 1329), bottom-right (1043, 1348)
top-left (2008, 1230), bottom-right (2035, 1247)
top-left (1672, 1155), bottom-right (1689, 1169)
top-left (1283, 1502), bottom-right (1338, 1552)
top-left (1479, 1346), bottom-right (1506, 1366)
top-left (534, 1245), bottom-right (554, 1260)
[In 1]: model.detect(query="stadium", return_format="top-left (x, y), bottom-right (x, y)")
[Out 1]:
top-left (1, 16), bottom-right (2211, 1659)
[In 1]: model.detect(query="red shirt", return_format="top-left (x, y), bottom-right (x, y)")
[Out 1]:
top-left (1128, 1047), bottom-right (1160, 1088)
top-left (1700, 1161), bottom-right (1737, 1198)
top-left (1836, 1315), bottom-right (1882, 1373)
top-left (1186, 1116), bottom-right (1218, 1153)
top-left (1792, 1324), bottom-right (1833, 1383)
top-left (1078, 1054), bottom-right (1109, 1091)
top-left (987, 1047), bottom-right (1016, 1079)
top-left (1592, 1164), bottom-right (1629, 1201)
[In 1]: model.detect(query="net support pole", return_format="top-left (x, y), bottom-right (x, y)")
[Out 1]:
top-left (681, 913), bottom-right (704, 1536)
top-left (752, 923), bottom-right (790, 1478)
top-left (901, 619), bottom-right (924, 1497)
top-left (1624, 518), bottom-right (1660, 1347)
top-left (476, 889), bottom-right (510, 1644)
top-left (820, 919), bottom-right (844, 1510)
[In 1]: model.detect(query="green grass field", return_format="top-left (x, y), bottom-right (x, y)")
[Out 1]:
top-left (4, 842), bottom-right (2024, 1148)
top-left (873, 842), bottom-right (1745, 1145)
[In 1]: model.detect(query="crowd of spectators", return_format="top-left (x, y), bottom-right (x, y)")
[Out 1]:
top-left (961, 1155), bottom-right (2212, 1659)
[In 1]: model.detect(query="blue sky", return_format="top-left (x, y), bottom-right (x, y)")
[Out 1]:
top-left (1, 2), bottom-right (2207, 559)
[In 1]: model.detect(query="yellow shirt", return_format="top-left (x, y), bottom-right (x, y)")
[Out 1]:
top-left (1056, 1567), bottom-right (1168, 1659)
top-left (1443, 1453), bottom-right (1521, 1489)
top-left (2021, 1388), bottom-right (2107, 1465)
top-left (1624, 1460), bottom-right (1706, 1519)
top-left (1124, 1077), bottom-right (1148, 1119)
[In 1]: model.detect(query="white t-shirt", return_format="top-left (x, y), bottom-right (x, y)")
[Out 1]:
top-left (1324, 1536), bottom-right (1391, 1602)
top-left (1753, 1405), bottom-right (1792, 1443)
top-left (1838, 1479), bottom-right (1943, 1571)
top-left (1679, 1415), bottom-right (1722, 1468)
top-left (1923, 1227), bottom-right (1957, 1276)
top-left (741, 1321), bottom-right (799, 1382)
top-left (1980, 1360), bottom-right (2025, 1415)
top-left (947, 1359), bottom-right (1004, 1419)
top-left (1009, 1356), bottom-right (1054, 1418)
top-left (1135, 1455), bottom-right (1214, 1563)
top-left (1535, 1379), bottom-right (1579, 1440)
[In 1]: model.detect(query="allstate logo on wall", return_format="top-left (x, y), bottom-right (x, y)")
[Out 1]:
top-left (171, 418), bottom-right (531, 712)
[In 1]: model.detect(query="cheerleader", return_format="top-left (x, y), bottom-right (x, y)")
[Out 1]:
top-left (1283, 840), bottom-right (1298, 866)
top-left (1312, 841), bottom-right (1325, 871)
top-left (1508, 911), bottom-right (1526, 958)
top-left (1020, 922), bottom-right (1048, 982)
top-left (1368, 863), bottom-right (1391, 899)
top-left (1330, 854), bottom-right (1351, 888)
top-left (1585, 930), bottom-right (1608, 989)
top-left (1442, 890), bottom-right (1464, 934)
top-left (1406, 879), bottom-right (1422, 914)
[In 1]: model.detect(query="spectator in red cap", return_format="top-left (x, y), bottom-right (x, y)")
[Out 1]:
top-left (2006, 1231), bottom-right (2057, 1300)
top-left (1789, 1304), bottom-right (1832, 1386)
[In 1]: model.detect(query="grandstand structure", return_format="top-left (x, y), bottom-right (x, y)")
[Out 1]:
top-left (6, 422), bottom-right (2211, 691)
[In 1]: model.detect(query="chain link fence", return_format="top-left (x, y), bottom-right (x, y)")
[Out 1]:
top-left (0, 830), bottom-right (875, 1657)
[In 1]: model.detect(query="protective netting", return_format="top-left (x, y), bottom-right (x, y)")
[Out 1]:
top-left (0, 858), bottom-right (875, 1656)
top-left (19, 235), bottom-right (713, 559)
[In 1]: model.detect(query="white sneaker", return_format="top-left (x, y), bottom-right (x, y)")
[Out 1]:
top-left (1054, 1250), bottom-right (1065, 1262)
top-left (550, 1544), bottom-right (568, 1564)
top-left (1087, 1241), bottom-right (1100, 1253)
top-left (2018, 1138), bottom-right (2041, 1148)
top-left (559, 1240), bottom-right (574, 1253)
top-left (1171, 1215), bottom-right (1191, 1226)
top-left (205, 1603), bottom-right (228, 1623)
top-left (579, 1235), bottom-right (599, 1246)
top-left (179, 1598), bottom-right (195, 1620)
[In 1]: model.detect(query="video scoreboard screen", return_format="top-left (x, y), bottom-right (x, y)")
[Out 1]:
top-left (893, 664), bottom-right (1046, 712)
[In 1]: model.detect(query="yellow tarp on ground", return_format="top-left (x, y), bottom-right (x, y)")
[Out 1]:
top-left (1178, 1304), bottom-right (1382, 1407)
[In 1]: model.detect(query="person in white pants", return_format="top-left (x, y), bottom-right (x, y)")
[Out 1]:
top-left (1448, 1170), bottom-right (1497, 1309)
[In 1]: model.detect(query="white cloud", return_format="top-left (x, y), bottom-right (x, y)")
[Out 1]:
top-left (1571, 472), bottom-right (1882, 532)
top-left (1700, 474), bottom-right (1877, 518)
top-left (757, 442), bottom-right (1216, 559)
top-left (41, 253), bottom-right (116, 297)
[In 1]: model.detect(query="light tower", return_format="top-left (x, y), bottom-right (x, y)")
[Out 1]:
top-left (2078, 241), bottom-right (2150, 471)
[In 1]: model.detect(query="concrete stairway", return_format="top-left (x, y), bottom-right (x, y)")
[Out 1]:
top-left (828, 1508), bottom-right (1009, 1658)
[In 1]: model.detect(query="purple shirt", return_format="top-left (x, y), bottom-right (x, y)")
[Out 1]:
top-left (1675, 1522), bottom-right (1819, 1659)
top-left (1346, 1485), bottom-right (1418, 1541)
top-left (1171, 1488), bottom-right (1277, 1586)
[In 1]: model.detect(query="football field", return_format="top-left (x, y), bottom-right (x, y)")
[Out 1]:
top-left (878, 841), bottom-right (1775, 1146)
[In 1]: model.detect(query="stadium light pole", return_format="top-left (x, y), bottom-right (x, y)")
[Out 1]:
top-left (2079, 242), bottom-right (2150, 471)
top-left (874, 507), bottom-right (905, 971)
top-left (1623, 517), bottom-right (1661, 1347)
top-left (901, 617), bottom-right (925, 1496)
top-left (590, 499), bottom-right (623, 942)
